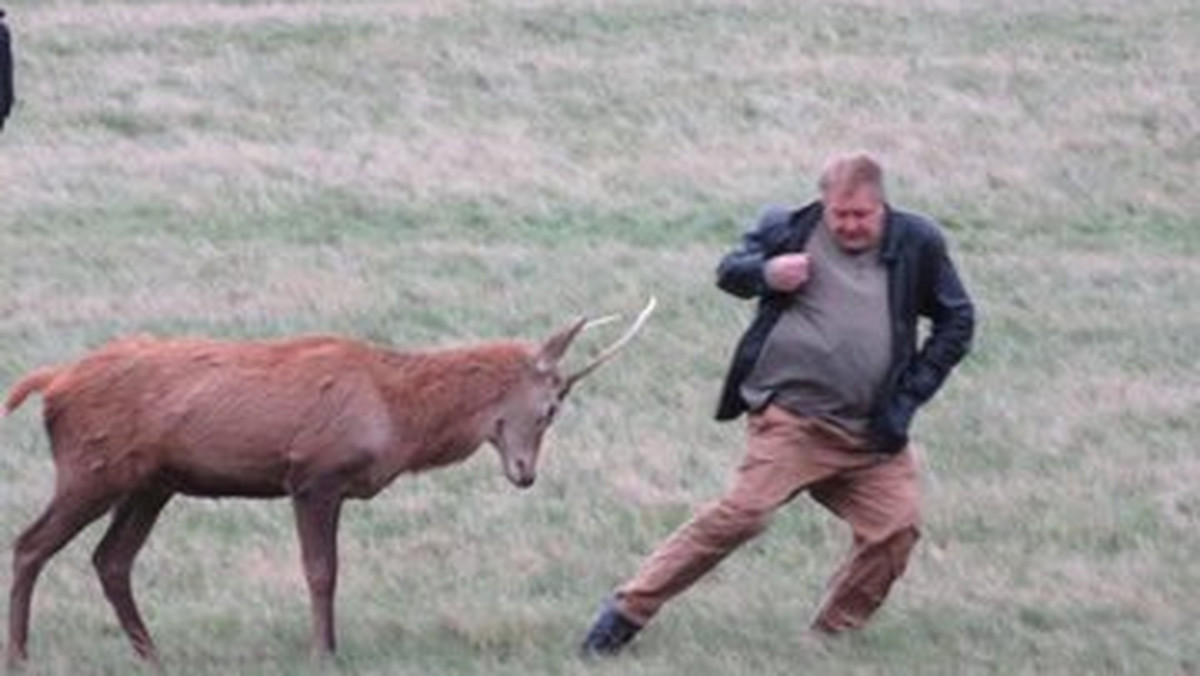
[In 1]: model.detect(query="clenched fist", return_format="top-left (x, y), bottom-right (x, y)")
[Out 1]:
top-left (764, 253), bottom-right (811, 292)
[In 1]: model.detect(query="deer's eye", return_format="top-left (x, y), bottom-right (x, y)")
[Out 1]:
top-left (543, 402), bottom-right (559, 425)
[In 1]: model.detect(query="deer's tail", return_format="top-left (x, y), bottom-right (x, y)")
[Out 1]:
top-left (5, 367), bottom-right (61, 415)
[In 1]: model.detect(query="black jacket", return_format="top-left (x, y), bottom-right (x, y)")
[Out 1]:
top-left (1, 9), bottom-right (12, 131)
top-left (714, 201), bottom-right (975, 452)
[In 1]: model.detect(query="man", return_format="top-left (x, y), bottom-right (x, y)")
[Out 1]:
top-left (581, 152), bottom-right (975, 655)
top-left (1, 8), bottom-right (12, 132)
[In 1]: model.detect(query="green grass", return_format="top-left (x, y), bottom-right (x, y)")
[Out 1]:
top-left (1, 0), bottom-right (1198, 673)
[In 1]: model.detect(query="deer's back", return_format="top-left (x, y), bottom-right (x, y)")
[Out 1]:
top-left (41, 336), bottom-right (394, 496)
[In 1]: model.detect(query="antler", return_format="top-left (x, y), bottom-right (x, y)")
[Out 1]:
top-left (581, 313), bottom-right (620, 331)
top-left (563, 297), bottom-right (657, 392)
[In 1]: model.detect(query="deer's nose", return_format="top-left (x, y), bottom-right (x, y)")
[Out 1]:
top-left (511, 459), bottom-right (535, 488)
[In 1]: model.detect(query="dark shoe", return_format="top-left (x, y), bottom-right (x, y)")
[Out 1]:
top-left (580, 598), bottom-right (643, 657)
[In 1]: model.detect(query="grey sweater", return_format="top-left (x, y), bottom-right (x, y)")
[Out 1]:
top-left (740, 220), bottom-right (892, 435)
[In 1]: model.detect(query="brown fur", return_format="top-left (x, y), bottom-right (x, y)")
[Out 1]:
top-left (4, 322), bottom-right (590, 665)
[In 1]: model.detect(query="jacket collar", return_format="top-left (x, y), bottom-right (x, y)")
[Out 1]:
top-left (879, 204), bottom-right (902, 263)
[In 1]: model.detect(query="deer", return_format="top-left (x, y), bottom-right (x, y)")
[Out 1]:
top-left (2, 298), bottom-right (656, 667)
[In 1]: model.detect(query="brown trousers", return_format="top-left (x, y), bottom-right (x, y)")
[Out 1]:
top-left (615, 405), bottom-right (921, 633)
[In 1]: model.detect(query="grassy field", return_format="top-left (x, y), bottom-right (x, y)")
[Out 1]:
top-left (1, 0), bottom-right (1198, 673)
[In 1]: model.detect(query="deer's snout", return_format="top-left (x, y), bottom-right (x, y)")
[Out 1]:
top-left (505, 457), bottom-right (536, 489)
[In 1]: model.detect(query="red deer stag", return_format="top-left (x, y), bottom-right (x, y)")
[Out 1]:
top-left (2, 298), bottom-right (656, 666)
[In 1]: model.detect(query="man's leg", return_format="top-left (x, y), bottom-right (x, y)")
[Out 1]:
top-left (582, 406), bottom-right (847, 655)
top-left (614, 406), bottom-right (842, 624)
top-left (809, 446), bottom-right (921, 634)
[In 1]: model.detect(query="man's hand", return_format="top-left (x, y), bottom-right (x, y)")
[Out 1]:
top-left (868, 393), bottom-right (918, 454)
top-left (763, 253), bottom-right (810, 292)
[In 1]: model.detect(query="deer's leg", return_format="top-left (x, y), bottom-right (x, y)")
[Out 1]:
top-left (92, 487), bottom-right (173, 663)
top-left (292, 492), bottom-right (344, 658)
top-left (8, 485), bottom-right (118, 667)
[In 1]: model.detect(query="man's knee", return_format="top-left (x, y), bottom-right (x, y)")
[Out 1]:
top-left (853, 486), bottom-right (921, 547)
top-left (865, 518), bottom-right (920, 548)
top-left (891, 523), bottom-right (919, 552)
top-left (693, 498), bottom-right (774, 545)
top-left (879, 524), bottom-right (920, 576)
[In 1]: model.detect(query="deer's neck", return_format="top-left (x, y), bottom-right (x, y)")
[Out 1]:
top-left (374, 342), bottom-right (529, 473)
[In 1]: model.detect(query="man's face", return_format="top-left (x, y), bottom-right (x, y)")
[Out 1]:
top-left (824, 185), bottom-right (885, 253)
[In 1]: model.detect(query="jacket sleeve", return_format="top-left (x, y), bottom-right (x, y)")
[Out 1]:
top-left (867, 233), bottom-right (974, 453)
top-left (900, 234), bottom-right (975, 405)
top-left (1, 15), bottom-right (12, 129)
top-left (715, 206), bottom-right (792, 299)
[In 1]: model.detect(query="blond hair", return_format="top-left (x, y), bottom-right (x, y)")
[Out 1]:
top-left (818, 152), bottom-right (885, 199)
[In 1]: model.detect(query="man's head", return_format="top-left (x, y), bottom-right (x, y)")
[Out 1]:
top-left (819, 152), bottom-right (886, 253)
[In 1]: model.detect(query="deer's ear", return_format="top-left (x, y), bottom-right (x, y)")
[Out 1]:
top-left (536, 317), bottom-right (587, 372)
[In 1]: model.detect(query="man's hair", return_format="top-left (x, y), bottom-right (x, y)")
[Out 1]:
top-left (818, 152), bottom-right (885, 199)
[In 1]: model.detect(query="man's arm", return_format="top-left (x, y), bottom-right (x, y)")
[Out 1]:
top-left (1, 12), bottom-right (13, 130)
top-left (715, 206), bottom-right (796, 299)
top-left (901, 235), bottom-right (975, 405)
top-left (869, 233), bottom-right (974, 452)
